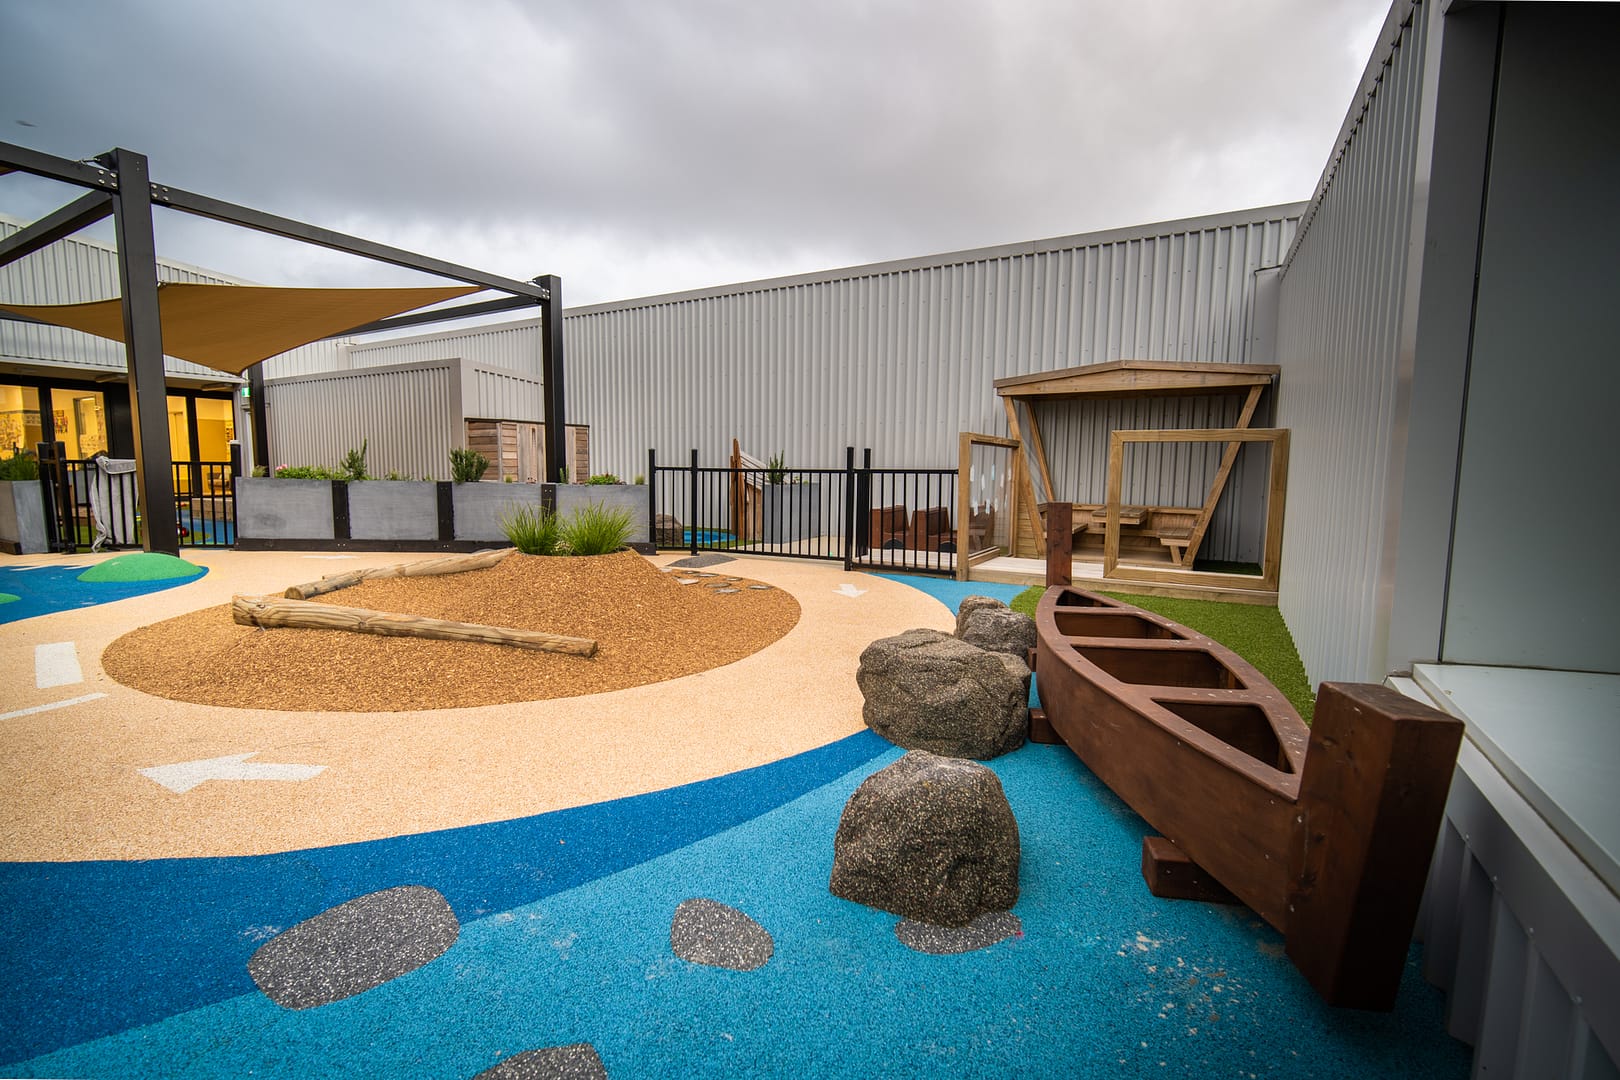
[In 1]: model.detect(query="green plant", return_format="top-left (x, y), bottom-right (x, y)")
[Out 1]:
top-left (339, 439), bottom-right (369, 481)
top-left (504, 475), bottom-right (515, 483)
top-left (585, 472), bottom-right (621, 485)
top-left (383, 470), bottom-right (408, 481)
top-left (559, 502), bottom-right (635, 555)
top-left (500, 504), bottom-right (563, 555)
top-left (558, 467), bottom-right (569, 483)
top-left (766, 452), bottom-right (786, 485)
top-left (632, 473), bottom-right (645, 485)
top-left (449, 447), bottom-right (489, 484)
top-left (274, 464), bottom-right (342, 480)
top-left (0, 449), bottom-right (40, 481)
top-left (250, 465), bottom-right (268, 478)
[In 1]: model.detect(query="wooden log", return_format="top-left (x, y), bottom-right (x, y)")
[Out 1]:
top-left (284, 548), bottom-right (513, 600)
top-left (233, 595), bottom-right (596, 657)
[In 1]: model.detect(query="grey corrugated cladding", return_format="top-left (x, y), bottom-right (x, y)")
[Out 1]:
top-left (565, 207), bottom-right (1300, 473)
top-left (0, 213), bottom-right (247, 382)
top-left (1274, 0), bottom-right (1428, 686)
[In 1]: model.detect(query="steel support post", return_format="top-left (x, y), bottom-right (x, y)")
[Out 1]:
top-left (537, 275), bottom-right (566, 484)
top-left (107, 148), bottom-right (179, 554)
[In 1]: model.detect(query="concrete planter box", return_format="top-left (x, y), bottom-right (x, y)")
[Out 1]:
top-left (453, 481), bottom-right (542, 543)
top-left (236, 478), bottom-right (336, 542)
top-left (0, 480), bottom-right (49, 555)
top-left (347, 480), bottom-right (438, 541)
top-left (551, 483), bottom-right (650, 545)
top-left (762, 482), bottom-right (822, 543)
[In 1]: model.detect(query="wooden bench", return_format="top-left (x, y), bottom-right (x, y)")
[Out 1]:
top-left (1149, 508), bottom-right (1201, 565)
top-left (869, 504), bottom-right (908, 549)
top-left (907, 505), bottom-right (955, 552)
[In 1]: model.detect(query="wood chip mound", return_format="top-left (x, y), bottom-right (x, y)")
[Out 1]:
top-left (102, 551), bottom-right (801, 712)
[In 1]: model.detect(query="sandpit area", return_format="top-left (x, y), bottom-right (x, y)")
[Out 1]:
top-left (102, 551), bottom-right (800, 711)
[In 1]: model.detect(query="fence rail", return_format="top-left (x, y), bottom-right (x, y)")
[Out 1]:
top-left (35, 442), bottom-right (236, 552)
top-left (648, 448), bottom-right (961, 576)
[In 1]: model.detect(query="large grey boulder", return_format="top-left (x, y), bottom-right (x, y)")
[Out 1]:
top-left (857, 628), bottom-right (1029, 759)
top-left (955, 599), bottom-right (1038, 662)
top-left (830, 751), bottom-right (1020, 927)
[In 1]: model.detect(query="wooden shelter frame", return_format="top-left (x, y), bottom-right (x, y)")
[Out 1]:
top-left (992, 360), bottom-right (1284, 591)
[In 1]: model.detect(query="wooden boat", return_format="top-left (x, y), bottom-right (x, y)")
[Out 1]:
top-left (1032, 585), bottom-right (1463, 1010)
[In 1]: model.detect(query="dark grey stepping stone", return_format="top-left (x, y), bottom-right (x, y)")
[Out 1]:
top-left (670, 898), bottom-right (773, 971)
top-left (473, 1043), bottom-right (607, 1079)
top-left (669, 553), bottom-right (735, 568)
top-left (248, 885), bottom-right (459, 1009)
top-left (675, 578), bottom-right (701, 585)
top-left (747, 584), bottom-right (772, 591)
top-left (895, 910), bottom-right (1022, 955)
top-left (716, 588), bottom-right (741, 594)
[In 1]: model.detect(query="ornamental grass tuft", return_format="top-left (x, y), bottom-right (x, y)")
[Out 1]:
top-left (559, 502), bottom-right (635, 555)
top-left (500, 504), bottom-right (564, 555)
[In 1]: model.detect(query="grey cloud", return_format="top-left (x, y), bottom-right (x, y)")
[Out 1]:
top-left (1, 0), bottom-right (1386, 303)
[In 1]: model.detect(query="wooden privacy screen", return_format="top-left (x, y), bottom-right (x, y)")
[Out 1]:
top-left (1102, 427), bottom-right (1289, 592)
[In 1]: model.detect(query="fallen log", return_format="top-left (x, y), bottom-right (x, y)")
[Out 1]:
top-left (284, 548), bottom-right (513, 600)
top-left (233, 594), bottom-right (596, 657)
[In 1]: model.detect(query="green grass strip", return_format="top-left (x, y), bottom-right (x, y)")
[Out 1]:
top-left (1011, 586), bottom-right (1315, 723)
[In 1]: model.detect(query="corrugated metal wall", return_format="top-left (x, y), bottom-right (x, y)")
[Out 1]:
top-left (564, 206), bottom-right (1299, 560)
top-left (1274, 0), bottom-right (1428, 684)
top-left (0, 214), bottom-right (248, 382)
top-left (266, 360), bottom-right (460, 480)
top-left (464, 363), bottom-right (543, 422)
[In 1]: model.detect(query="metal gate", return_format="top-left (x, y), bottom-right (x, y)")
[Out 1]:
top-left (35, 442), bottom-right (236, 552)
top-left (647, 447), bottom-right (960, 576)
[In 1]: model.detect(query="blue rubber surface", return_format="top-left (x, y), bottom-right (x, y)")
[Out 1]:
top-left (0, 572), bottom-right (1470, 1078)
top-left (0, 563), bottom-right (208, 624)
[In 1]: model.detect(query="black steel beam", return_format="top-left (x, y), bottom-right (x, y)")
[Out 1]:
top-left (108, 148), bottom-right (180, 555)
top-left (150, 184), bottom-right (549, 300)
top-left (537, 274), bottom-right (566, 483)
top-left (0, 191), bottom-right (114, 269)
top-left (248, 364), bottom-right (269, 471)
top-left (0, 140), bottom-right (118, 190)
top-left (336, 295), bottom-right (540, 337)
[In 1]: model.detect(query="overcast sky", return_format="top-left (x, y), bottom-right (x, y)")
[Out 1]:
top-left (2, 0), bottom-right (1387, 308)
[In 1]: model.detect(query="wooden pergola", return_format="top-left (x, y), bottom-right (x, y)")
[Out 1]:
top-left (994, 360), bottom-right (1288, 591)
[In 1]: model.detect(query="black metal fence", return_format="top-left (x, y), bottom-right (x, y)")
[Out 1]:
top-left (647, 447), bottom-right (961, 576)
top-left (35, 441), bottom-right (236, 552)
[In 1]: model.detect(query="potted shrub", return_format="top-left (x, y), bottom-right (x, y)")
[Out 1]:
top-left (760, 451), bottom-right (821, 543)
top-left (450, 447), bottom-right (540, 543)
top-left (0, 449), bottom-right (48, 554)
top-left (549, 472), bottom-right (650, 546)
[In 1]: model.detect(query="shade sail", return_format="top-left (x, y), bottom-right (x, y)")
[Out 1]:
top-left (0, 282), bottom-right (482, 376)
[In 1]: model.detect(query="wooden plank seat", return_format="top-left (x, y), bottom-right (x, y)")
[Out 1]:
top-left (1150, 508), bottom-right (1201, 563)
top-left (869, 503), bottom-right (908, 549)
top-left (907, 505), bottom-right (955, 552)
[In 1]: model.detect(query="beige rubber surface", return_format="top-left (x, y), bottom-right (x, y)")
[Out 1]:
top-left (0, 549), bottom-right (952, 862)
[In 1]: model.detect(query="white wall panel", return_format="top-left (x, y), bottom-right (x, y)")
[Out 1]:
top-left (265, 361), bottom-right (459, 481)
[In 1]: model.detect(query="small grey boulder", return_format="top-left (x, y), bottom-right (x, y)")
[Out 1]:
top-left (956, 602), bottom-right (1038, 663)
top-left (953, 595), bottom-right (1009, 637)
top-left (654, 513), bottom-right (684, 547)
top-left (830, 751), bottom-right (1020, 927)
top-left (857, 628), bottom-right (1029, 759)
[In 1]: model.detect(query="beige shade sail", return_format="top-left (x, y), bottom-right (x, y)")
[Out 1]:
top-left (0, 282), bottom-right (482, 375)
